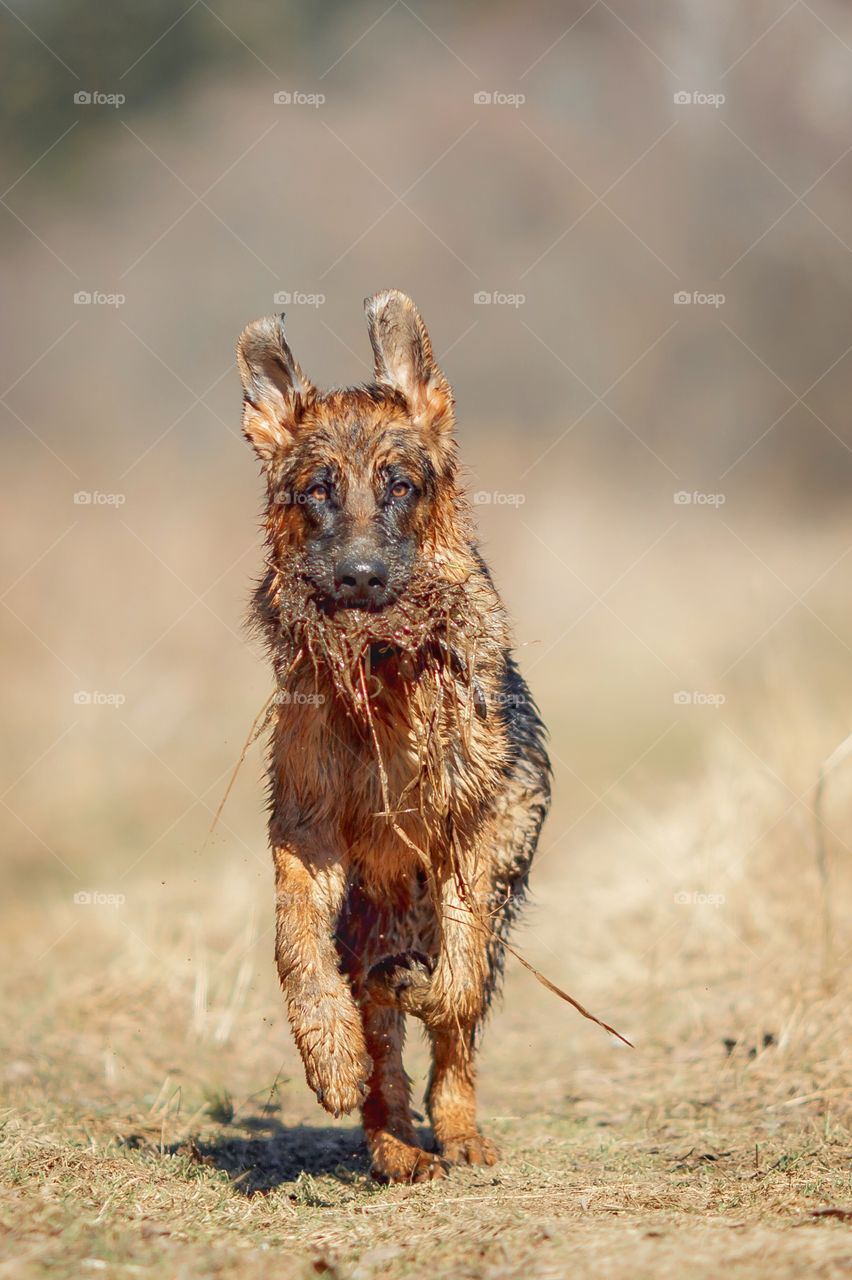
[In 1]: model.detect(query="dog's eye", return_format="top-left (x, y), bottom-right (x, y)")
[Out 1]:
top-left (307, 483), bottom-right (329, 503)
top-left (390, 480), bottom-right (411, 500)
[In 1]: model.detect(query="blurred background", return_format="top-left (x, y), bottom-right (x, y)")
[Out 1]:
top-left (2, 0), bottom-right (851, 1130)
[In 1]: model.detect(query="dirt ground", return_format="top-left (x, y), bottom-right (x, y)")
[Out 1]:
top-left (2, 913), bottom-right (850, 1280)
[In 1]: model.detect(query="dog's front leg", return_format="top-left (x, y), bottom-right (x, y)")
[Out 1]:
top-left (424, 873), bottom-right (499, 1167)
top-left (273, 844), bottom-right (372, 1117)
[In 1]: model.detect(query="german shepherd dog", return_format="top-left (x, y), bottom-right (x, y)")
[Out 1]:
top-left (237, 291), bottom-right (550, 1182)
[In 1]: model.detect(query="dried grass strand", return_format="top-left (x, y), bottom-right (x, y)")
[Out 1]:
top-left (813, 730), bottom-right (852, 977)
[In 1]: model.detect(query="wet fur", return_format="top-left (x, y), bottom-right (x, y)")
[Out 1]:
top-left (238, 291), bottom-right (551, 1182)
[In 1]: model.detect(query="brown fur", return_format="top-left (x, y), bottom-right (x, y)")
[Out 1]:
top-left (237, 291), bottom-right (550, 1182)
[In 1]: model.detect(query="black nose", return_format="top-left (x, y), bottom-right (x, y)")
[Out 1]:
top-left (334, 555), bottom-right (389, 603)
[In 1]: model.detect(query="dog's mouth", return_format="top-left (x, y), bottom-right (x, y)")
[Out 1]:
top-left (317, 591), bottom-right (398, 616)
top-left (334, 595), bottom-right (393, 612)
top-left (303, 574), bottom-right (404, 617)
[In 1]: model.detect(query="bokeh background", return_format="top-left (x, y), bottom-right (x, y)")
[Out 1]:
top-left (2, 0), bottom-right (851, 1239)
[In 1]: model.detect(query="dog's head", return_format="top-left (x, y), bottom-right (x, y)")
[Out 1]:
top-left (238, 291), bottom-right (458, 614)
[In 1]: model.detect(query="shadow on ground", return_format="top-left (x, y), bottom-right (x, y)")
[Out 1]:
top-left (178, 1116), bottom-right (435, 1195)
top-left (185, 1117), bottom-right (367, 1194)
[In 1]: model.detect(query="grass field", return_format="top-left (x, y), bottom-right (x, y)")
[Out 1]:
top-left (2, 469), bottom-right (851, 1279)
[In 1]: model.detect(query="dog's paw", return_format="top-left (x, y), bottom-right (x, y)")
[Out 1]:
top-left (369, 1133), bottom-right (449, 1184)
top-left (439, 1131), bottom-right (499, 1167)
top-left (304, 1040), bottom-right (372, 1118)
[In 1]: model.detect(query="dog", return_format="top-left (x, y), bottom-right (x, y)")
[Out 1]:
top-left (237, 290), bottom-right (551, 1182)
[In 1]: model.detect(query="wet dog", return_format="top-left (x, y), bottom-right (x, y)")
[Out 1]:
top-left (237, 290), bottom-right (550, 1181)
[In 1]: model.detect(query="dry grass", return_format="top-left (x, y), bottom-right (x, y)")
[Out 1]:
top-left (2, 986), bottom-right (850, 1279)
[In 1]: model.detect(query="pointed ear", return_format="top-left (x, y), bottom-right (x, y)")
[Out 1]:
top-left (364, 290), bottom-right (454, 436)
top-left (236, 314), bottom-right (315, 462)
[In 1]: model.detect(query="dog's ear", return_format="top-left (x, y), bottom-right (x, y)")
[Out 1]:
top-left (364, 290), bottom-right (454, 437)
top-left (237, 314), bottom-right (315, 462)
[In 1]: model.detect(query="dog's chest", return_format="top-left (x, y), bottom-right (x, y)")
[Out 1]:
top-left (270, 648), bottom-right (500, 885)
top-left (273, 673), bottom-right (429, 805)
top-left (272, 677), bottom-right (453, 871)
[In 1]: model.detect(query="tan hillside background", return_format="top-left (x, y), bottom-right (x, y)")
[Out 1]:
top-left (1, 3), bottom-right (851, 1277)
